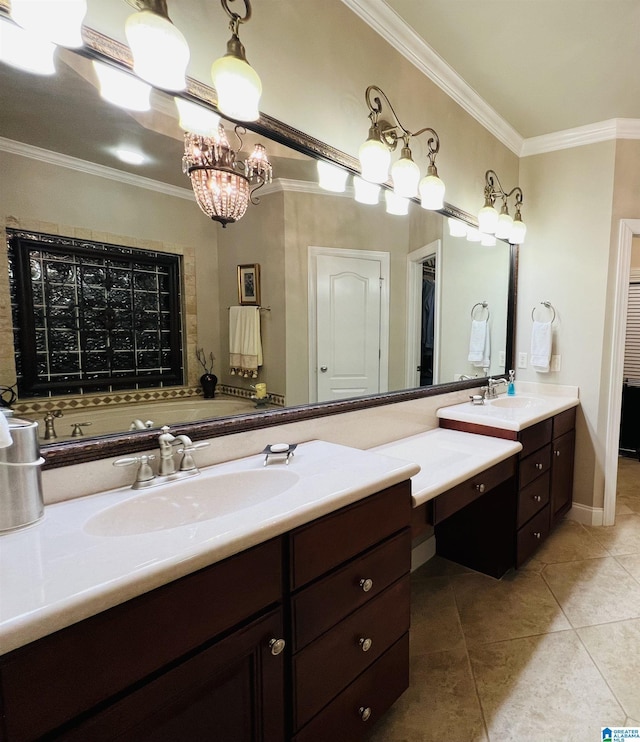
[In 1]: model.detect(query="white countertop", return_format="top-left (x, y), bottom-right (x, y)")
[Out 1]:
top-left (0, 440), bottom-right (419, 655)
top-left (436, 382), bottom-right (579, 432)
top-left (373, 428), bottom-right (522, 507)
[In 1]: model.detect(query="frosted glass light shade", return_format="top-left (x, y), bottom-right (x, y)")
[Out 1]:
top-left (478, 204), bottom-right (499, 234)
top-left (317, 161), bottom-right (348, 193)
top-left (93, 62), bottom-right (151, 112)
top-left (509, 216), bottom-right (527, 244)
top-left (391, 154), bottom-right (420, 198)
top-left (480, 232), bottom-right (497, 247)
top-left (353, 176), bottom-right (380, 205)
top-left (175, 98), bottom-right (221, 136)
top-left (419, 174), bottom-right (445, 210)
top-left (211, 54), bottom-right (261, 122)
top-left (466, 227), bottom-right (482, 242)
top-left (494, 211), bottom-right (514, 239)
top-left (358, 137), bottom-right (390, 184)
top-left (384, 190), bottom-right (409, 216)
top-left (448, 218), bottom-right (468, 237)
top-left (125, 9), bottom-right (190, 91)
top-left (0, 17), bottom-right (55, 75)
top-left (11, 0), bottom-right (87, 48)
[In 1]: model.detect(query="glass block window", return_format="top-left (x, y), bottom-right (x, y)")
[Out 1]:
top-left (7, 230), bottom-right (184, 398)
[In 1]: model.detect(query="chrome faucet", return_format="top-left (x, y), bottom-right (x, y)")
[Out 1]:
top-left (114, 426), bottom-right (210, 489)
top-left (483, 377), bottom-right (508, 399)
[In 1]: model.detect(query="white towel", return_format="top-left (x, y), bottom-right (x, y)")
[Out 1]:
top-left (229, 306), bottom-right (263, 378)
top-left (468, 319), bottom-right (491, 368)
top-left (531, 320), bottom-right (552, 372)
top-left (0, 412), bottom-right (12, 448)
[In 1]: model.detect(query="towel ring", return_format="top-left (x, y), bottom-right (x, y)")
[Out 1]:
top-left (531, 301), bottom-right (556, 323)
top-left (471, 301), bottom-right (490, 321)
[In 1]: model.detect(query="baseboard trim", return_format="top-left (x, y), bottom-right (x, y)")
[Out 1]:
top-left (411, 535), bottom-right (436, 572)
top-left (566, 503), bottom-right (604, 527)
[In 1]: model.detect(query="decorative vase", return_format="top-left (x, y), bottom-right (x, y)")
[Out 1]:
top-left (200, 373), bottom-right (217, 399)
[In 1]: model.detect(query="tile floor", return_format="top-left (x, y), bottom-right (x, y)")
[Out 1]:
top-left (368, 456), bottom-right (640, 742)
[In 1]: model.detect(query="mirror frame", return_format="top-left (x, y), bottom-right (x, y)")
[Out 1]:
top-left (0, 23), bottom-right (518, 469)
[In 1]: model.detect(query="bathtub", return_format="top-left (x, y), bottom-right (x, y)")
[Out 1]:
top-left (38, 396), bottom-right (257, 441)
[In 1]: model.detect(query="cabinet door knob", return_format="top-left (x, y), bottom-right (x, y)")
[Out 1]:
top-left (359, 578), bottom-right (373, 593)
top-left (533, 531), bottom-right (541, 540)
top-left (359, 637), bottom-right (373, 652)
top-left (359, 706), bottom-right (372, 722)
top-left (269, 638), bottom-right (286, 656)
top-left (554, 450), bottom-right (561, 457)
top-left (475, 483), bottom-right (486, 493)
top-left (535, 462), bottom-right (543, 470)
top-left (533, 494), bottom-right (542, 502)
top-left (320, 366), bottom-right (328, 372)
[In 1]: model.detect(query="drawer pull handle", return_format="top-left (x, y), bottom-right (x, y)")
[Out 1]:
top-left (475, 483), bottom-right (486, 494)
top-left (359, 578), bottom-right (373, 593)
top-left (555, 450), bottom-right (561, 457)
top-left (533, 494), bottom-right (542, 502)
top-left (269, 638), bottom-right (286, 656)
top-left (359, 706), bottom-right (372, 722)
top-left (535, 462), bottom-right (544, 470)
top-left (533, 531), bottom-right (541, 540)
top-left (359, 637), bottom-right (373, 652)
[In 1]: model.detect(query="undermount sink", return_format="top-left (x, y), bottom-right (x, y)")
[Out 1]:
top-left (84, 468), bottom-right (300, 537)
top-left (490, 396), bottom-right (543, 409)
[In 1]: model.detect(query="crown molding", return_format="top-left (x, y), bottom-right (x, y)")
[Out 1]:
top-left (340, 0), bottom-right (523, 156)
top-left (521, 119), bottom-right (640, 157)
top-left (0, 136), bottom-right (194, 200)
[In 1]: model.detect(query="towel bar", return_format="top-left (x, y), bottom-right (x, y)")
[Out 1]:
top-left (531, 301), bottom-right (556, 323)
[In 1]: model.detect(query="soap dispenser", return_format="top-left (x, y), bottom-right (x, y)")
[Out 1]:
top-left (507, 369), bottom-right (516, 396)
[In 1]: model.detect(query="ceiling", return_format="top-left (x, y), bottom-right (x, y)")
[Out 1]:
top-left (376, 0), bottom-right (640, 141)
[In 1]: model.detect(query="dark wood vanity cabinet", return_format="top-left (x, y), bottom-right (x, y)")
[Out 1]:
top-left (288, 482), bottom-right (412, 742)
top-left (0, 481), bottom-right (413, 742)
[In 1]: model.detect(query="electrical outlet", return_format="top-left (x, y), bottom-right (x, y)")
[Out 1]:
top-left (498, 350), bottom-right (506, 367)
top-left (518, 352), bottom-right (528, 369)
top-left (551, 355), bottom-right (561, 372)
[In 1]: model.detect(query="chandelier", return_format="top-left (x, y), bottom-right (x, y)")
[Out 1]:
top-left (182, 124), bottom-right (272, 227)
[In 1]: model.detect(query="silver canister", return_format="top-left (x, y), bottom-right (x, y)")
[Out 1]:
top-left (0, 417), bottom-right (45, 533)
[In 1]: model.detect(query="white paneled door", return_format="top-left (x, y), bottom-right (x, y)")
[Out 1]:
top-left (314, 253), bottom-right (384, 402)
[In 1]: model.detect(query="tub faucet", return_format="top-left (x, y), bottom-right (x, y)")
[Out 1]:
top-left (42, 410), bottom-right (63, 440)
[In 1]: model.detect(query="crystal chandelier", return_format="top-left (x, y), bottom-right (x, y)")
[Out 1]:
top-left (182, 124), bottom-right (272, 227)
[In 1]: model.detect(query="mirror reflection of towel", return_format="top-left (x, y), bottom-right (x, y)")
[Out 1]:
top-left (229, 306), bottom-right (263, 378)
top-left (468, 319), bottom-right (490, 368)
top-left (531, 320), bottom-right (552, 373)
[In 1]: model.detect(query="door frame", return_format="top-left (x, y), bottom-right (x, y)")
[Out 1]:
top-left (308, 246), bottom-right (390, 404)
top-left (603, 219), bottom-right (640, 525)
top-left (405, 240), bottom-right (441, 388)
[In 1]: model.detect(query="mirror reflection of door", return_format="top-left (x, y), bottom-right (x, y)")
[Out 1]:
top-left (310, 248), bottom-right (390, 403)
top-left (420, 256), bottom-right (437, 386)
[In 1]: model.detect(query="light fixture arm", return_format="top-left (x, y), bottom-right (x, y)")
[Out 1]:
top-left (126, 0), bottom-right (171, 17)
top-left (220, 0), bottom-right (252, 61)
top-left (484, 169), bottom-right (523, 210)
top-left (364, 85), bottom-right (440, 161)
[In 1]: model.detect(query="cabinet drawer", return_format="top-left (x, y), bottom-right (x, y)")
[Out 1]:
top-left (516, 504), bottom-right (550, 566)
top-left (519, 418), bottom-right (553, 457)
top-left (293, 633), bottom-right (409, 742)
top-left (291, 529), bottom-right (411, 652)
top-left (517, 471), bottom-right (550, 527)
top-left (429, 456), bottom-right (516, 525)
top-left (293, 575), bottom-right (410, 729)
top-left (519, 444), bottom-right (551, 489)
top-left (553, 407), bottom-right (576, 438)
top-left (289, 481), bottom-right (411, 590)
top-left (0, 538), bottom-right (283, 742)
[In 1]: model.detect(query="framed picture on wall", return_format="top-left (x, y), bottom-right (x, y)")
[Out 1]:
top-left (237, 263), bottom-right (261, 306)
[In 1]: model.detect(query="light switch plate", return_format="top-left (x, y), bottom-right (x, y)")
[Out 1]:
top-left (518, 352), bottom-right (528, 369)
top-left (498, 350), bottom-right (506, 367)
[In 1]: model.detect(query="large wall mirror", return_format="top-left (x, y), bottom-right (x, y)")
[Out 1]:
top-left (0, 25), bottom-right (516, 468)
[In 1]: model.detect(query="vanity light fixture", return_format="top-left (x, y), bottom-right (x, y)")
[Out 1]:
top-left (93, 61), bottom-right (152, 112)
top-left (466, 227), bottom-right (482, 243)
top-left (447, 217), bottom-right (468, 237)
top-left (175, 98), bottom-right (221, 137)
top-left (0, 16), bottom-right (55, 75)
top-left (353, 176), bottom-right (380, 205)
top-left (317, 161), bottom-right (348, 193)
top-left (182, 124), bottom-right (272, 227)
top-left (358, 85), bottom-right (445, 209)
top-left (384, 189), bottom-right (410, 216)
top-left (124, 0), bottom-right (190, 91)
top-left (478, 169), bottom-right (527, 244)
top-left (10, 0), bottom-right (87, 48)
top-left (211, 0), bottom-right (262, 122)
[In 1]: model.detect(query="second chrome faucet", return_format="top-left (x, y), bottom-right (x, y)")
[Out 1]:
top-left (114, 425), bottom-right (210, 489)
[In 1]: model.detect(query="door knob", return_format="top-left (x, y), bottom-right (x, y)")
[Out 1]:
top-left (320, 366), bottom-right (328, 372)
